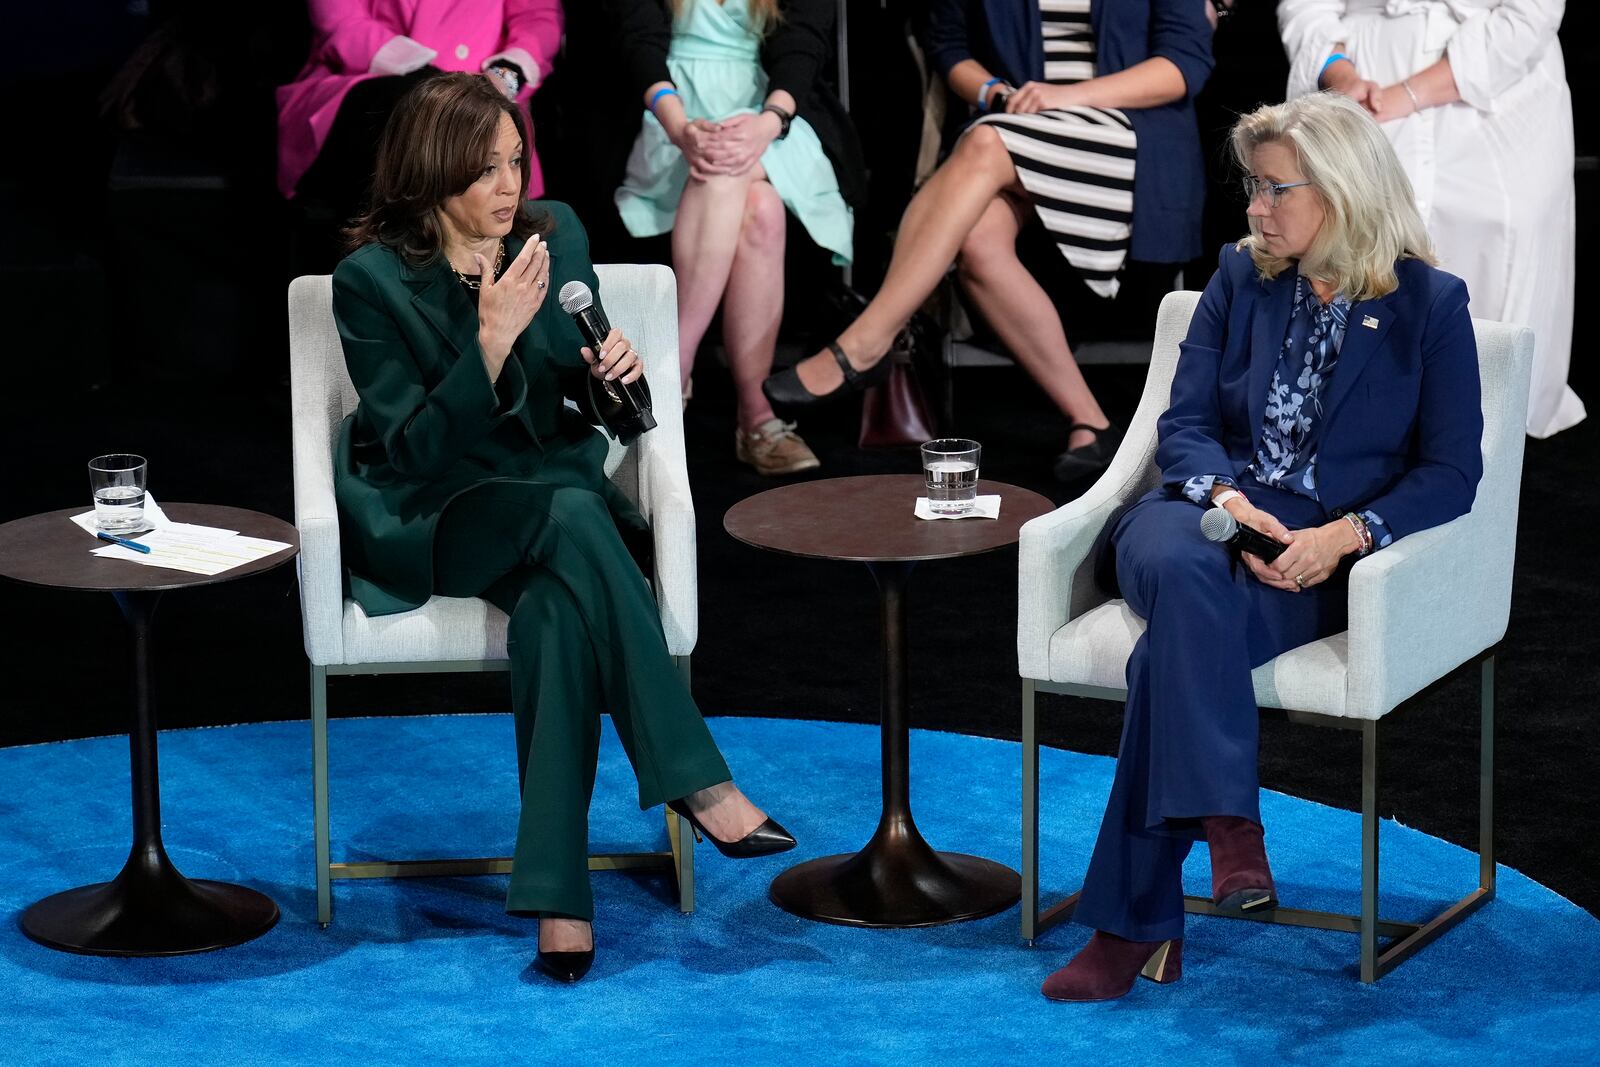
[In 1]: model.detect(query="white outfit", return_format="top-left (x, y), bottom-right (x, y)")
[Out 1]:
top-left (1280, 0), bottom-right (1583, 437)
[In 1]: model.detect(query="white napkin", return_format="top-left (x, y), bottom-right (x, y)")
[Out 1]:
top-left (69, 495), bottom-right (236, 537)
top-left (914, 495), bottom-right (1001, 520)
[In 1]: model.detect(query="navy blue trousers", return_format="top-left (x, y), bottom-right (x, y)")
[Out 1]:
top-left (1072, 484), bottom-right (1349, 942)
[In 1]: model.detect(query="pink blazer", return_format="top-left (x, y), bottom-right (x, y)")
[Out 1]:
top-left (276, 0), bottom-right (562, 199)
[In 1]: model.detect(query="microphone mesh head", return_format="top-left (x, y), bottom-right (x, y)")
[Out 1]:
top-left (1199, 507), bottom-right (1238, 543)
top-left (557, 281), bottom-right (593, 315)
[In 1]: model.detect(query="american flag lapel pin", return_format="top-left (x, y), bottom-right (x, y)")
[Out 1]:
top-left (1362, 315), bottom-right (1380, 329)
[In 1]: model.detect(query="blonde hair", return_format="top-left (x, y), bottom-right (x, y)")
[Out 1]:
top-left (1232, 92), bottom-right (1436, 302)
top-left (672, 0), bottom-right (782, 32)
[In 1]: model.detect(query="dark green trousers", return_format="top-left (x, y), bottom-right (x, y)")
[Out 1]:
top-left (434, 481), bottom-right (732, 921)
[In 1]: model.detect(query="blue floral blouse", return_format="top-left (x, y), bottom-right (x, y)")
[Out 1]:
top-left (1183, 274), bottom-right (1392, 550)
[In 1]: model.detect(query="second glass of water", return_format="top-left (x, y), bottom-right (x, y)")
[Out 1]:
top-left (89, 454), bottom-right (148, 533)
top-left (921, 438), bottom-right (981, 515)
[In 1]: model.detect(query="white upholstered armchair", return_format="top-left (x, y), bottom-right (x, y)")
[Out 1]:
top-left (1017, 290), bottom-right (1534, 981)
top-left (288, 263), bottom-right (698, 927)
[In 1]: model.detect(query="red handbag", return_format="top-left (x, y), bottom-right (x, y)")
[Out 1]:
top-left (858, 338), bottom-right (936, 448)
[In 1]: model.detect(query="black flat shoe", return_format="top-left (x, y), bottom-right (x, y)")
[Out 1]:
top-left (666, 799), bottom-right (797, 859)
top-left (762, 341), bottom-right (892, 415)
top-left (535, 946), bottom-right (595, 984)
top-left (1052, 421), bottom-right (1123, 483)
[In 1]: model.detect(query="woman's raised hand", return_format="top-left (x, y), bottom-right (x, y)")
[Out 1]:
top-left (475, 234), bottom-right (550, 379)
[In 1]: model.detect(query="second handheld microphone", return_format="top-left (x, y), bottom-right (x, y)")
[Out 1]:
top-left (1199, 506), bottom-right (1288, 563)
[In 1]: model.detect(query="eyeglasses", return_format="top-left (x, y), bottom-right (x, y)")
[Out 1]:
top-left (1242, 176), bottom-right (1312, 206)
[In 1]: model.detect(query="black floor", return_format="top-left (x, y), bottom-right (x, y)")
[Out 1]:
top-left (3, 343), bottom-right (1596, 918)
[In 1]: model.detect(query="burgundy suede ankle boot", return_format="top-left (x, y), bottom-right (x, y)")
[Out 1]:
top-left (1203, 815), bottom-right (1277, 915)
top-left (1040, 932), bottom-right (1182, 1002)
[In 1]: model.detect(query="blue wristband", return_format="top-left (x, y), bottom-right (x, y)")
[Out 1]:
top-left (978, 77), bottom-right (1003, 111)
top-left (1319, 53), bottom-right (1351, 82)
top-left (648, 86), bottom-right (679, 114)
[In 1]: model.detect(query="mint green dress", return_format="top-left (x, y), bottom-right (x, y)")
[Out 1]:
top-left (614, 0), bottom-right (853, 265)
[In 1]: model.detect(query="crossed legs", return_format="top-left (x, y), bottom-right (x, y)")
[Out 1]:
top-left (783, 125), bottom-right (1108, 442)
top-left (673, 167), bottom-right (787, 434)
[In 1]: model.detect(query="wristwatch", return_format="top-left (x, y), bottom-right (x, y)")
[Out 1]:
top-left (487, 60), bottom-right (523, 95)
top-left (760, 104), bottom-right (793, 140)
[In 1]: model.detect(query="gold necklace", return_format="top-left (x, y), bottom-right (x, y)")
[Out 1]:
top-left (452, 240), bottom-right (505, 290)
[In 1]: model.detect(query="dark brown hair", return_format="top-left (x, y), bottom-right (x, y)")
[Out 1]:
top-left (345, 72), bottom-right (549, 265)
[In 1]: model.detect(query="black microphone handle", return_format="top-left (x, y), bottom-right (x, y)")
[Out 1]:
top-left (573, 305), bottom-right (651, 413)
top-left (1233, 524), bottom-right (1288, 563)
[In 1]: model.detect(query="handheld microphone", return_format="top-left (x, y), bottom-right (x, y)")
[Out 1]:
top-left (557, 281), bottom-right (656, 445)
top-left (1200, 506), bottom-right (1287, 563)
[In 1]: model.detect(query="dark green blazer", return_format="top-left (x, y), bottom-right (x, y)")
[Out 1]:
top-left (331, 200), bottom-right (645, 616)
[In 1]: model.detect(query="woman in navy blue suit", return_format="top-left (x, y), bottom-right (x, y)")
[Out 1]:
top-left (762, 0), bottom-right (1213, 480)
top-left (1043, 92), bottom-right (1483, 1002)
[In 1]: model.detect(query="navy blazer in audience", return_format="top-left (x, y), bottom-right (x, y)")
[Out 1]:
top-left (922, 0), bottom-right (1214, 265)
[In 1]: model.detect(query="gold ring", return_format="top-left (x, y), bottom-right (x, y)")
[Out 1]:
top-left (1294, 574), bottom-right (1306, 588)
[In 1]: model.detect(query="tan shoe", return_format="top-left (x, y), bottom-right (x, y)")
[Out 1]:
top-left (735, 418), bottom-right (820, 476)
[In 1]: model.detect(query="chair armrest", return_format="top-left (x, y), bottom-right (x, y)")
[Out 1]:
top-left (1344, 511), bottom-right (1510, 718)
top-left (635, 428), bottom-right (697, 658)
top-left (1017, 485), bottom-right (1128, 682)
top-left (290, 397), bottom-right (346, 668)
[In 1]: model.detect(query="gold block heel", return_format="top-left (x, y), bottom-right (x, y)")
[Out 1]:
top-left (1139, 939), bottom-right (1182, 984)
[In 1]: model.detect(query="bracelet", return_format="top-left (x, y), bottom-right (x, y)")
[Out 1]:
top-left (1319, 52), bottom-right (1351, 85)
top-left (760, 103), bottom-right (793, 140)
top-left (1343, 512), bottom-right (1373, 555)
top-left (977, 77), bottom-right (1004, 111)
top-left (1212, 488), bottom-right (1245, 510)
top-left (1401, 78), bottom-right (1421, 111)
top-left (648, 86), bottom-right (679, 114)
top-left (487, 61), bottom-right (522, 95)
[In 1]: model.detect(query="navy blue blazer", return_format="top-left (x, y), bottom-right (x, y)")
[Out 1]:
top-left (1157, 245), bottom-right (1484, 541)
top-left (922, 0), bottom-right (1213, 264)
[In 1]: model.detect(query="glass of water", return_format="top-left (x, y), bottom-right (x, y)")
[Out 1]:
top-left (88, 454), bottom-right (148, 533)
top-left (921, 438), bottom-right (981, 515)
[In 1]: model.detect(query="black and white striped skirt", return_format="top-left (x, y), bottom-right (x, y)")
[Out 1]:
top-left (969, 107), bottom-right (1137, 298)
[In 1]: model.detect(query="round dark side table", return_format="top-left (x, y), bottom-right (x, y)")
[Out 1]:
top-left (0, 504), bottom-right (298, 956)
top-left (725, 474), bottom-right (1054, 927)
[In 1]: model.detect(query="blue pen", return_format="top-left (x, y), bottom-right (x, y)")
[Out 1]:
top-left (96, 531), bottom-right (152, 554)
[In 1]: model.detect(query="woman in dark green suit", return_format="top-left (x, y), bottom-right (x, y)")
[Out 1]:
top-left (332, 73), bottom-right (794, 983)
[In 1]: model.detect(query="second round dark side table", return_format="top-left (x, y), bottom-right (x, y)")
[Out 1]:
top-left (725, 474), bottom-right (1054, 927)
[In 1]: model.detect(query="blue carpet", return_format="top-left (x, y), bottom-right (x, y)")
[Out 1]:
top-left (0, 716), bottom-right (1595, 1066)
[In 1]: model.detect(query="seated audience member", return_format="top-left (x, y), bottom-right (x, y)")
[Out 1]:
top-left (278, 0), bottom-right (561, 242)
top-left (610, 0), bottom-right (864, 476)
top-left (331, 74), bottom-right (796, 984)
top-left (763, 0), bottom-right (1213, 481)
top-left (1043, 92), bottom-right (1481, 1002)
top-left (1280, 0), bottom-right (1582, 438)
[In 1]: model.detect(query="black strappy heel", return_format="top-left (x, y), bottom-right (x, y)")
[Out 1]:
top-left (762, 341), bottom-right (893, 414)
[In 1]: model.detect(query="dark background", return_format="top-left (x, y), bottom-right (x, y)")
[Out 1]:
top-left (2, 2), bottom-right (1595, 916)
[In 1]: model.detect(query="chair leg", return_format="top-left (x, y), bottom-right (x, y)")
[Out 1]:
top-left (1021, 678), bottom-right (1039, 944)
top-left (311, 664), bottom-right (332, 928)
top-left (669, 807), bottom-right (695, 914)
top-left (671, 653), bottom-right (696, 914)
top-left (1359, 718), bottom-right (1381, 983)
top-left (1480, 653), bottom-right (1496, 897)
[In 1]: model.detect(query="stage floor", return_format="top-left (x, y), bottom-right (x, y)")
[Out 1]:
top-left (2, 715), bottom-right (1596, 1065)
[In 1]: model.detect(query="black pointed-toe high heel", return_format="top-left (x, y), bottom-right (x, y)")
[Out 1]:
top-left (666, 799), bottom-right (797, 859)
top-left (762, 341), bottom-right (892, 415)
top-left (535, 945), bottom-right (595, 984)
